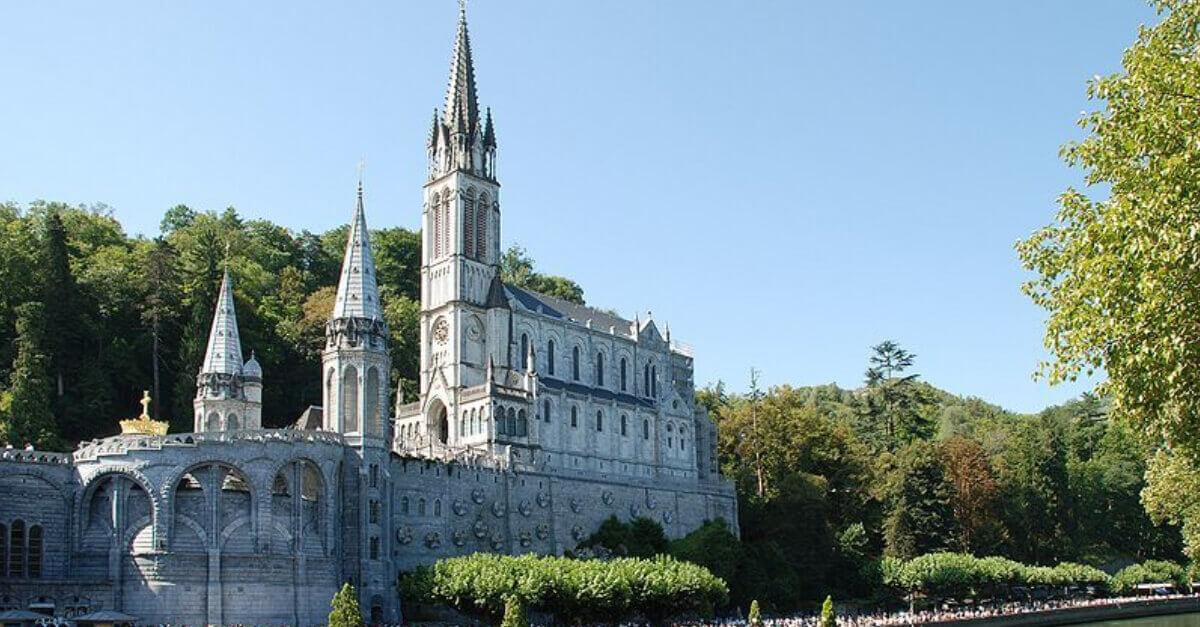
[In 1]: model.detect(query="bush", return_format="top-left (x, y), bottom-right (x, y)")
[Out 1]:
top-left (329, 583), bottom-right (364, 627)
top-left (406, 553), bottom-right (728, 624)
top-left (1111, 560), bottom-right (1189, 595)
top-left (819, 595), bottom-right (836, 627)
top-left (883, 552), bottom-right (1117, 600)
top-left (748, 599), bottom-right (763, 627)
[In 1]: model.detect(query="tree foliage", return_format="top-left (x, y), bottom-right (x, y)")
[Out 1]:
top-left (500, 244), bottom-right (585, 305)
top-left (328, 582), bottom-right (364, 627)
top-left (1015, 0), bottom-right (1200, 558)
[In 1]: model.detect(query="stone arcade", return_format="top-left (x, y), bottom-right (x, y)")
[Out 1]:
top-left (0, 9), bottom-right (737, 625)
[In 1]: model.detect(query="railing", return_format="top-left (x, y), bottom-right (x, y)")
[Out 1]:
top-left (73, 429), bottom-right (347, 461)
top-left (0, 448), bottom-right (73, 465)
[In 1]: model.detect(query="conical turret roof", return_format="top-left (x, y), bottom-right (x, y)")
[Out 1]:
top-left (332, 181), bottom-right (383, 322)
top-left (443, 6), bottom-right (480, 135)
top-left (201, 268), bottom-right (244, 376)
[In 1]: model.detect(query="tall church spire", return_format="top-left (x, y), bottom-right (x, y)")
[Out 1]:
top-left (332, 179), bottom-right (383, 323)
top-left (443, 4), bottom-right (479, 135)
top-left (201, 268), bottom-right (243, 376)
top-left (429, 4), bottom-right (496, 181)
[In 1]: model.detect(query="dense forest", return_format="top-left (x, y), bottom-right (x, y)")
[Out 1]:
top-left (0, 201), bottom-right (581, 448)
top-left (686, 352), bottom-right (1186, 610)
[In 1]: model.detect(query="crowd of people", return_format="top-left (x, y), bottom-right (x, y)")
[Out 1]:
top-left (670, 592), bottom-right (1197, 626)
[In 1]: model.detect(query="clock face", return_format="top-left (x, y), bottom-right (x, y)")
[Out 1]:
top-left (432, 318), bottom-right (449, 345)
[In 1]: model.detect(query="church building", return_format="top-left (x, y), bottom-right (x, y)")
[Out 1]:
top-left (0, 8), bottom-right (737, 625)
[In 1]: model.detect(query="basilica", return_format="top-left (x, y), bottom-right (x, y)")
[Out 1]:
top-left (0, 8), bottom-right (737, 625)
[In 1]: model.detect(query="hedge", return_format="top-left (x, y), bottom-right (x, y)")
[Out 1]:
top-left (400, 553), bottom-right (728, 624)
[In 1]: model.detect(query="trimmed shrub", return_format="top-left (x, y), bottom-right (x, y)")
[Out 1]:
top-left (329, 583), bottom-right (364, 627)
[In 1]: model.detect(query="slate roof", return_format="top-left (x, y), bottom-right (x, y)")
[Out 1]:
top-left (505, 284), bottom-right (635, 338)
top-left (332, 182), bottom-right (384, 322)
top-left (200, 268), bottom-right (244, 376)
top-left (540, 377), bottom-right (654, 408)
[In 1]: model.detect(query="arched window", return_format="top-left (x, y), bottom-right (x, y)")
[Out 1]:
top-left (27, 525), bottom-right (40, 579)
top-left (543, 399), bottom-right (551, 423)
top-left (621, 414), bottom-right (628, 436)
top-left (476, 193), bottom-right (489, 260)
top-left (434, 499), bottom-right (442, 517)
top-left (401, 497), bottom-right (410, 515)
top-left (497, 408), bottom-right (507, 435)
top-left (570, 406), bottom-right (578, 428)
top-left (342, 365), bottom-right (359, 433)
top-left (547, 340), bottom-right (556, 375)
top-left (226, 413), bottom-right (239, 430)
top-left (463, 188), bottom-right (475, 259)
top-left (520, 334), bottom-right (529, 370)
top-left (572, 346), bottom-right (580, 380)
top-left (370, 536), bottom-right (380, 560)
top-left (596, 410), bottom-right (603, 432)
top-left (596, 352), bottom-right (604, 386)
top-left (8, 521), bottom-right (23, 577)
top-left (418, 499), bottom-right (426, 516)
top-left (507, 408), bottom-right (517, 436)
top-left (206, 412), bottom-right (219, 432)
top-left (518, 410), bottom-right (528, 437)
top-left (652, 366), bottom-right (658, 397)
top-left (365, 367), bottom-right (381, 435)
top-left (620, 358), bottom-right (627, 391)
top-left (431, 192), bottom-right (443, 258)
top-left (459, 415), bottom-right (466, 438)
top-left (644, 364), bottom-right (650, 396)
top-left (643, 419), bottom-right (650, 440)
top-left (442, 191), bottom-right (453, 259)
top-left (471, 409), bottom-right (479, 435)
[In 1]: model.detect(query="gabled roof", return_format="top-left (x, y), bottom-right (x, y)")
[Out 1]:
top-left (200, 268), bottom-right (244, 376)
top-left (505, 284), bottom-right (635, 338)
top-left (332, 181), bottom-right (383, 322)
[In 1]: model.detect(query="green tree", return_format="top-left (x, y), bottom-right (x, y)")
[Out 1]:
top-left (328, 582), bottom-right (364, 627)
top-left (0, 303), bottom-right (59, 449)
top-left (820, 595), bottom-right (837, 627)
top-left (500, 244), bottom-right (585, 305)
top-left (883, 441), bottom-right (958, 559)
top-left (748, 599), bottom-right (763, 627)
top-left (863, 341), bottom-right (931, 448)
top-left (1015, 0), bottom-right (1200, 555)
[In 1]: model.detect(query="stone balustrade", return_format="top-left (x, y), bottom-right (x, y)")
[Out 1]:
top-left (0, 448), bottom-right (73, 465)
top-left (73, 428), bottom-right (346, 462)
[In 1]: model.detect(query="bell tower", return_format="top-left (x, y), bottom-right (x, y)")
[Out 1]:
top-left (420, 3), bottom-right (508, 406)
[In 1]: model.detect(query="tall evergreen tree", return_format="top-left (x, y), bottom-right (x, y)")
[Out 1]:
top-left (884, 441), bottom-right (958, 559)
top-left (41, 211), bottom-right (80, 435)
top-left (0, 302), bottom-right (59, 449)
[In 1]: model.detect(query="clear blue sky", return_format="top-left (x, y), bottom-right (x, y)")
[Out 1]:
top-left (0, 2), bottom-right (1158, 413)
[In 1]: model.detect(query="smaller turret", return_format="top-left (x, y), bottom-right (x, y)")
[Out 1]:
top-left (194, 269), bottom-right (263, 432)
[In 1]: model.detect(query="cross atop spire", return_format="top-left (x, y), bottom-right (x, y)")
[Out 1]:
top-left (332, 177), bottom-right (383, 323)
top-left (201, 268), bottom-right (244, 376)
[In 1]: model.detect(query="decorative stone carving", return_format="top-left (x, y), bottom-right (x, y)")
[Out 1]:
top-left (453, 499), bottom-right (468, 516)
top-left (571, 524), bottom-right (587, 541)
top-left (473, 520), bottom-right (489, 539)
top-left (630, 504), bottom-right (641, 518)
top-left (396, 526), bottom-right (413, 545)
top-left (569, 498), bottom-right (582, 513)
top-left (453, 529), bottom-right (467, 547)
top-left (535, 523), bottom-right (550, 540)
top-left (491, 500), bottom-right (506, 517)
top-left (490, 531), bottom-right (505, 550)
top-left (518, 530), bottom-right (533, 547)
top-left (471, 488), bottom-right (485, 504)
top-left (601, 490), bottom-right (614, 506)
top-left (518, 499), bottom-right (532, 517)
top-left (536, 491), bottom-right (550, 508)
top-left (424, 531), bottom-right (441, 549)
top-left (646, 495), bottom-right (657, 510)
top-left (662, 510), bottom-right (673, 524)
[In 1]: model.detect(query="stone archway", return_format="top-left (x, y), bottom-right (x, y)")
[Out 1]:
top-left (427, 399), bottom-right (449, 445)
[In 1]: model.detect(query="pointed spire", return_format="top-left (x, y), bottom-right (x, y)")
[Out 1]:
top-left (483, 107), bottom-right (496, 149)
top-left (428, 108), bottom-right (441, 149)
top-left (201, 268), bottom-right (244, 376)
top-left (443, 3), bottom-right (480, 136)
top-left (332, 177), bottom-right (383, 322)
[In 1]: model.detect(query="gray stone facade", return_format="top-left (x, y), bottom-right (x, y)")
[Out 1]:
top-left (0, 8), bottom-right (737, 626)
